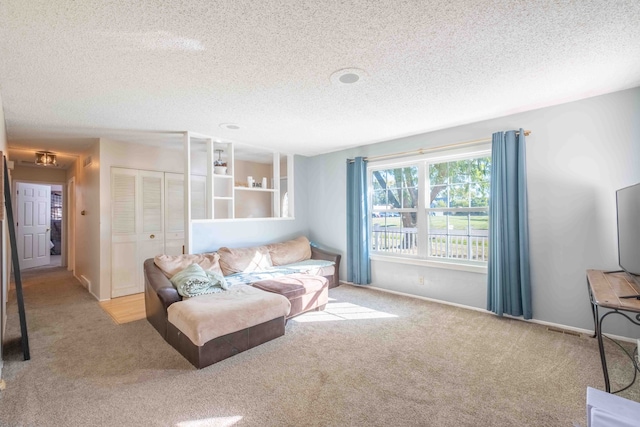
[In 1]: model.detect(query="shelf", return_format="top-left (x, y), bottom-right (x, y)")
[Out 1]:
top-left (214, 174), bottom-right (233, 178)
top-left (235, 187), bottom-right (276, 193)
top-left (213, 196), bottom-right (233, 200)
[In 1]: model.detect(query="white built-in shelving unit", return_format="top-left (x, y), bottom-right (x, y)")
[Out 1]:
top-left (183, 132), bottom-right (294, 253)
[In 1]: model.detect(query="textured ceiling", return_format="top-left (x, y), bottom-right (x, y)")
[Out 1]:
top-left (1, 0), bottom-right (640, 158)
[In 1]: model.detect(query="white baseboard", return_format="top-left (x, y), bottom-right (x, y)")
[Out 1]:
top-left (350, 283), bottom-right (638, 344)
top-left (73, 273), bottom-right (103, 301)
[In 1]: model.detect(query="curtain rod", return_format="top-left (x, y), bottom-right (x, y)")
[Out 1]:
top-left (348, 130), bottom-right (531, 163)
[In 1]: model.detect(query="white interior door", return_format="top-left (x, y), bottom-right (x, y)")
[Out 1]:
top-left (17, 182), bottom-right (51, 270)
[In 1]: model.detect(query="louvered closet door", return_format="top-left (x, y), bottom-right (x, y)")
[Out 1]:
top-left (111, 168), bottom-right (139, 297)
top-left (111, 168), bottom-right (165, 298)
top-left (136, 170), bottom-right (165, 292)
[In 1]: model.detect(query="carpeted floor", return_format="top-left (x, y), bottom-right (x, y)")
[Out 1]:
top-left (1, 266), bottom-right (638, 426)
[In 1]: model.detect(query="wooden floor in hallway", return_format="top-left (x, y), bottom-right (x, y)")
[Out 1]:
top-left (99, 293), bottom-right (145, 325)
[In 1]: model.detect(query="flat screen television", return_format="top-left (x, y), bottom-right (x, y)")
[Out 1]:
top-left (616, 183), bottom-right (640, 280)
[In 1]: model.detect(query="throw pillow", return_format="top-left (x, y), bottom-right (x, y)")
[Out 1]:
top-left (217, 245), bottom-right (273, 276)
top-left (169, 263), bottom-right (229, 298)
top-left (266, 236), bottom-right (311, 266)
top-left (154, 253), bottom-right (222, 278)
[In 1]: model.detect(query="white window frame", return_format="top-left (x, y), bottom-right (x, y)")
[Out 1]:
top-left (368, 144), bottom-right (491, 273)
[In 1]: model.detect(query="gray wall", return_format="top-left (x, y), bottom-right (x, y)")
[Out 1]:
top-left (191, 155), bottom-right (310, 252)
top-left (306, 87), bottom-right (640, 338)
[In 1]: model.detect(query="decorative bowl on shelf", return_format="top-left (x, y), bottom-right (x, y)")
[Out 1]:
top-left (214, 166), bottom-right (227, 175)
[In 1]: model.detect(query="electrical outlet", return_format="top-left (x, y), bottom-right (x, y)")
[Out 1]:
top-left (418, 275), bottom-right (424, 285)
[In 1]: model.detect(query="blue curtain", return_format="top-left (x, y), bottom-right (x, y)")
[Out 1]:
top-left (487, 129), bottom-right (532, 319)
top-left (346, 157), bottom-right (371, 284)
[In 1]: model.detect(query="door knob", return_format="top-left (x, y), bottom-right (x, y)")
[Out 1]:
top-left (150, 234), bottom-right (155, 239)
top-left (46, 228), bottom-right (50, 232)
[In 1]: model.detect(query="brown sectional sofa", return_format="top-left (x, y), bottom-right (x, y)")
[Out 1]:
top-left (144, 236), bottom-right (341, 368)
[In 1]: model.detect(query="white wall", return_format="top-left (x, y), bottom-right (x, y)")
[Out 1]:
top-left (11, 165), bottom-right (67, 183)
top-left (306, 87), bottom-right (640, 338)
top-left (191, 155), bottom-right (309, 252)
top-left (70, 141), bottom-right (101, 299)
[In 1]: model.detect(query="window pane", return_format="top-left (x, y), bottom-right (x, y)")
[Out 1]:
top-left (370, 166), bottom-right (418, 256)
top-left (402, 187), bottom-right (418, 209)
top-left (372, 176), bottom-right (383, 191)
top-left (429, 184), bottom-right (447, 208)
top-left (374, 170), bottom-right (387, 188)
top-left (371, 214), bottom-right (417, 255)
top-left (470, 213), bottom-right (489, 262)
top-left (426, 211), bottom-right (490, 261)
top-left (448, 160), bottom-right (470, 183)
top-left (400, 212), bottom-right (417, 228)
top-left (427, 213), bottom-right (447, 258)
top-left (470, 157), bottom-right (491, 183)
top-left (449, 184), bottom-right (469, 208)
top-left (373, 189), bottom-right (387, 207)
top-left (470, 183), bottom-right (490, 207)
top-left (447, 212), bottom-right (469, 259)
top-left (429, 163), bottom-right (448, 185)
top-left (372, 166), bottom-right (418, 211)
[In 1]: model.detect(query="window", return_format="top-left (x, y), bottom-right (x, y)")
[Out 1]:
top-left (369, 147), bottom-right (491, 267)
top-left (371, 166), bottom-right (419, 255)
top-left (427, 156), bottom-right (490, 263)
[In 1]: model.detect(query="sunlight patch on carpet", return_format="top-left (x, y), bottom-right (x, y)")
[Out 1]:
top-left (175, 415), bottom-right (243, 427)
top-left (292, 301), bottom-right (398, 322)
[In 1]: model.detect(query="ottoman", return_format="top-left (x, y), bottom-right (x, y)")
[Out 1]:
top-left (166, 284), bottom-right (291, 368)
top-left (252, 273), bottom-right (329, 320)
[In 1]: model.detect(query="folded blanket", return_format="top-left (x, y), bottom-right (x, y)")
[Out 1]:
top-left (170, 264), bottom-right (229, 298)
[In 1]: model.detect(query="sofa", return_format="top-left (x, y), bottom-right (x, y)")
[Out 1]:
top-left (144, 236), bottom-right (341, 368)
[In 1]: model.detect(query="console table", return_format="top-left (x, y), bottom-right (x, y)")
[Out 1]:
top-left (586, 269), bottom-right (640, 393)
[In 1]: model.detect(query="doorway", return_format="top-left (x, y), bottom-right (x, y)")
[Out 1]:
top-left (50, 185), bottom-right (63, 267)
top-left (15, 182), bottom-right (64, 270)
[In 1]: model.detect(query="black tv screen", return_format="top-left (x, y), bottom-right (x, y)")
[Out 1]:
top-left (616, 183), bottom-right (640, 277)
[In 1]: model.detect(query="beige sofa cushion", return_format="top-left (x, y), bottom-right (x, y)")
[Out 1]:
top-left (154, 253), bottom-right (222, 278)
top-left (266, 236), bottom-right (311, 266)
top-left (167, 284), bottom-right (290, 346)
top-left (218, 245), bottom-right (273, 276)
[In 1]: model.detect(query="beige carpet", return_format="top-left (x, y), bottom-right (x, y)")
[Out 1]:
top-left (1, 266), bottom-right (638, 426)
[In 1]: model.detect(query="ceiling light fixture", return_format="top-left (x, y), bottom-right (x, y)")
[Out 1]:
top-left (330, 68), bottom-right (367, 85)
top-left (35, 151), bottom-right (57, 166)
top-left (219, 123), bottom-right (240, 130)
